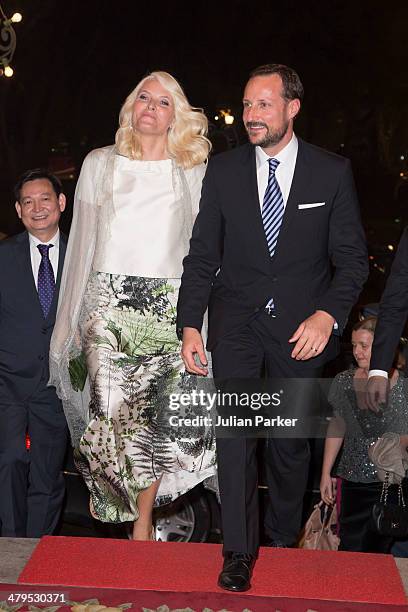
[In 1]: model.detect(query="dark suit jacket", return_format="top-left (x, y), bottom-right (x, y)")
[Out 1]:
top-left (370, 227), bottom-right (408, 371)
top-left (177, 138), bottom-right (369, 365)
top-left (0, 230), bottom-right (67, 402)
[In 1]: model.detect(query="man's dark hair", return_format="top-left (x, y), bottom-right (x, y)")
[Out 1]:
top-left (14, 168), bottom-right (63, 202)
top-left (249, 64), bottom-right (304, 102)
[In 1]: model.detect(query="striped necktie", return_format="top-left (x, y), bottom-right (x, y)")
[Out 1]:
top-left (262, 158), bottom-right (284, 313)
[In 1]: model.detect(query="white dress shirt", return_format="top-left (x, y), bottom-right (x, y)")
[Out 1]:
top-left (368, 369), bottom-right (388, 379)
top-left (256, 133), bottom-right (298, 209)
top-left (29, 230), bottom-right (60, 289)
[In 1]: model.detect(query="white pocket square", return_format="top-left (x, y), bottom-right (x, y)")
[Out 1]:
top-left (298, 202), bottom-right (326, 209)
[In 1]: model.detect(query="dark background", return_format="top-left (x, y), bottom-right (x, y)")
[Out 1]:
top-left (1, 0), bottom-right (408, 305)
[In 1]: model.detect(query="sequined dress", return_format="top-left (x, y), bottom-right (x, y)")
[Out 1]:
top-left (329, 368), bottom-right (408, 483)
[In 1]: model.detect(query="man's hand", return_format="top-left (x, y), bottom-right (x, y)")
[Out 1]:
top-left (366, 376), bottom-right (389, 413)
top-left (181, 327), bottom-right (208, 376)
top-left (289, 310), bottom-right (335, 360)
top-left (353, 376), bottom-right (371, 410)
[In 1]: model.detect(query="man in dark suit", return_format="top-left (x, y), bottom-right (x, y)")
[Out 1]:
top-left (367, 227), bottom-right (408, 410)
top-left (0, 169), bottom-right (68, 537)
top-left (177, 64), bottom-right (368, 590)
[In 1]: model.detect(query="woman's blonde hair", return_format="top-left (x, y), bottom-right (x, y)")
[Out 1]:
top-left (115, 71), bottom-right (211, 169)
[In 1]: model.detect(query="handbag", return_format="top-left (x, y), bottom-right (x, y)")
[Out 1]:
top-left (368, 433), bottom-right (408, 484)
top-left (299, 500), bottom-right (340, 550)
top-left (372, 471), bottom-right (408, 538)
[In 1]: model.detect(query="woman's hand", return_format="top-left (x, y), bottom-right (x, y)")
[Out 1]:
top-left (320, 473), bottom-right (337, 505)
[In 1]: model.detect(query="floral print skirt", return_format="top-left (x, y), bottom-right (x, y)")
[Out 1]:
top-left (75, 272), bottom-right (216, 523)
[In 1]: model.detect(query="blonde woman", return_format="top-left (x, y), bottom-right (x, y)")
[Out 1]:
top-left (50, 72), bottom-right (215, 540)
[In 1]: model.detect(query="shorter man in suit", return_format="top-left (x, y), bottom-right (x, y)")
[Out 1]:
top-left (367, 227), bottom-right (408, 409)
top-left (0, 169), bottom-right (68, 537)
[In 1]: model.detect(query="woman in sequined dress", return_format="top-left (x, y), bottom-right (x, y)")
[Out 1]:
top-left (320, 316), bottom-right (408, 552)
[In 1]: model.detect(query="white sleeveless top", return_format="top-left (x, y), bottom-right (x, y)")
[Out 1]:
top-left (92, 156), bottom-right (204, 278)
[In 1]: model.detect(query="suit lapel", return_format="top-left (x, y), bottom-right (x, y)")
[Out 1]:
top-left (55, 233), bottom-right (67, 289)
top-left (237, 140), bottom-right (310, 265)
top-left (14, 231), bottom-right (67, 322)
top-left (271, 138), bottom-right (308, 261)
top-left (46, 232), bottom-right (67, 321)
top-left (14, 231), bottom-right (45, 319)
top-left (240, 145), bottom-right (272, 263)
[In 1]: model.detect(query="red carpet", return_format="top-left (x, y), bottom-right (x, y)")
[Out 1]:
top-left (17, 536), bottom-right (406, 609)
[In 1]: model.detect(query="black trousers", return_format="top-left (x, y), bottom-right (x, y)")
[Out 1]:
top-left (211, 311), bottom-right (322, 555)
top-left (0, 386), bottom-right (68, 537)
top-left (339, 480), bottom-right (393, 553)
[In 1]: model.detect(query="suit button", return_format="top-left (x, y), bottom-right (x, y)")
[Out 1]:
top-left (38, 355), bottom-right (44, 361)
top-left (271, 276), bottom-right (277, 282)
top-left (254, 307), bottom-right (260, 313)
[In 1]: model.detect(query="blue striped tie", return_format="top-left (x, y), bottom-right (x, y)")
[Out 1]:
top-left (262, 158), bottom-right (284, 313)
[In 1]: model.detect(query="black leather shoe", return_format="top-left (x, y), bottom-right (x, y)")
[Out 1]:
top-left (217, 552), bottom-right (256, 592)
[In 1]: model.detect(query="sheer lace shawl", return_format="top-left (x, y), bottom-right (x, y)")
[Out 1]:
top-left (49, 145), bottom-right (206, 445)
